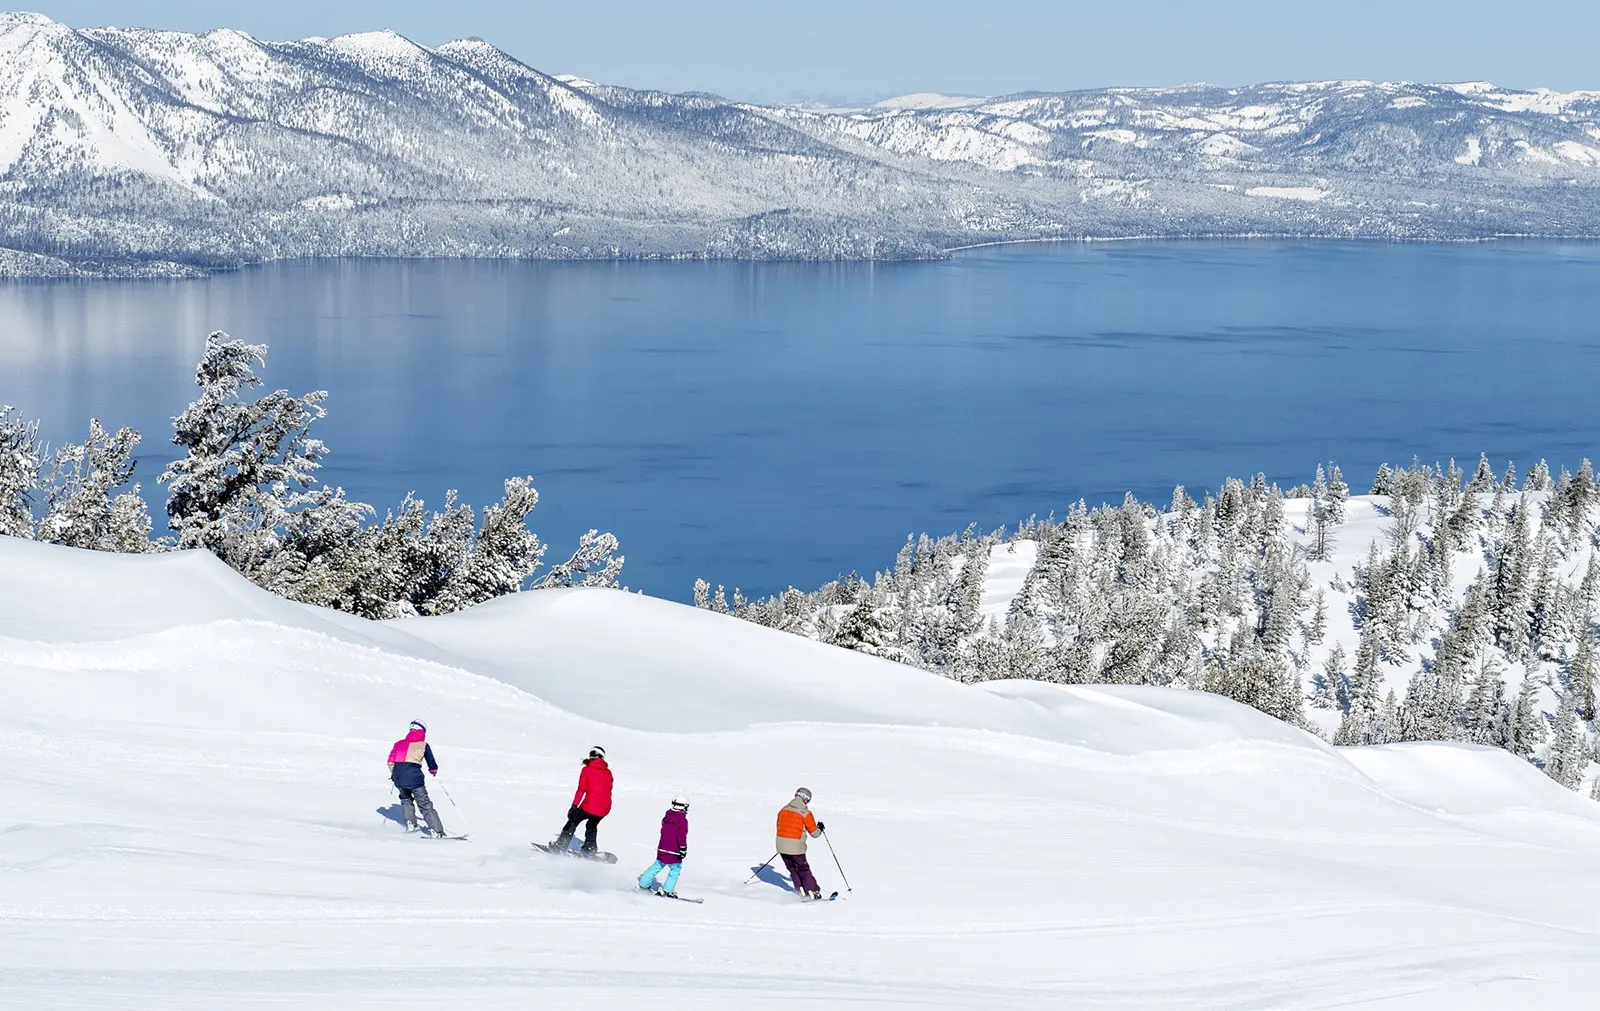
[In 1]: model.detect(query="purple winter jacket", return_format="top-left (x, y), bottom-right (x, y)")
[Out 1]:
top-left (656, 809), bottom-right (688, 864)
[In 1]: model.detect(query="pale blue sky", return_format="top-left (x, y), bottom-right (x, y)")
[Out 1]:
top-left (29, 0), bottom-right (1600, 102)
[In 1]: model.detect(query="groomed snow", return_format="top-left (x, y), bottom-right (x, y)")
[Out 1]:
top-left (6, 536), bottom-right (1600, 1008)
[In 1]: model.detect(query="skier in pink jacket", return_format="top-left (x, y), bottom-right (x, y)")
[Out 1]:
top-left (387, 720), bottom-right (445, 837)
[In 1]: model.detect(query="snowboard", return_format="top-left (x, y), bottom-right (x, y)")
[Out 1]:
top-left (531, 842), bottom-right (618, 864)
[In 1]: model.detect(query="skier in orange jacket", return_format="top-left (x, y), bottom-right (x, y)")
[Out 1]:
top-left (776, 787), bottom-right (825, 899)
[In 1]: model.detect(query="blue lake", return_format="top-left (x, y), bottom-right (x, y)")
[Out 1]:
top-left (3, 241), bottom-right (1600, 599)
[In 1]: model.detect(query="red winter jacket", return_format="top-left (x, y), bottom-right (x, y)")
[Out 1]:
top-left (572, 758), bottom-right (613, 816)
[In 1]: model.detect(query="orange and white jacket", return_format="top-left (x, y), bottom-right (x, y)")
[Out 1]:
top-left (776, 796), bottom-right (820, 855)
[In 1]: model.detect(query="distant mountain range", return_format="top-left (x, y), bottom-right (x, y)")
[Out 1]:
top-left (2, 11), bottom-right (1599, 275)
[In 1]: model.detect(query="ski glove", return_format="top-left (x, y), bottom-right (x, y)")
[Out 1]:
top-left (429, 768), bottom-right (437, 776)
top-left (567, 805), bottom-right (582, 820)
top-left (816, 821), bottom-right (826, 832)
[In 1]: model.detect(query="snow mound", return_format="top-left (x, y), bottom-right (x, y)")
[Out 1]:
top-left (1346, 741), bottom-right (1600, 822)
top-left (6, 537), bottom-right (1600, 1008)
top-left (400, 586), bottom-right (1069, 735)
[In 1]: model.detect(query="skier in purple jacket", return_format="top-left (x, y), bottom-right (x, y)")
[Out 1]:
top-left (637, 795), bottom-right (690, 897)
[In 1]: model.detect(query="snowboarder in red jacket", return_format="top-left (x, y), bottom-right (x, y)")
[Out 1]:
top-left (552, 746), bottom-right (613, 855)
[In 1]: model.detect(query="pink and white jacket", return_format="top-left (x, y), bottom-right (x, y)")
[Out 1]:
top-left (387, 728), bottom-right (437, 788)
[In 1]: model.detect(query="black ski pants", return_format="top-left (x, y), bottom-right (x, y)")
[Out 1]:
top-left (556, 807), bottom-right (604, 852)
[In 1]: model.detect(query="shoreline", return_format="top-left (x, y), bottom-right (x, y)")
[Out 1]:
top-left (942, 232), bottom-right (1600, 253)
top-left (6, 233), bottom-right (1600, 282)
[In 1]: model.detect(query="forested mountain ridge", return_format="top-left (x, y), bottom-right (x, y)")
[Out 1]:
top-left (702, 458), bottom-right (1600, 796)
top-left (3, 11), bottom-right (1600, 275)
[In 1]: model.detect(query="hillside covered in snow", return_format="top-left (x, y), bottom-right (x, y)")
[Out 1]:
top-left (3, 11), bottom-right (1600, 274)
top-left (711, 459), bottom-right (1600, 798)
top-left (6, 533), bottom-right (1600, 1007)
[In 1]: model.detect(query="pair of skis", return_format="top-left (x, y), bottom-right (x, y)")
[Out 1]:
top-left (638, 885), bottom-right (705, 904)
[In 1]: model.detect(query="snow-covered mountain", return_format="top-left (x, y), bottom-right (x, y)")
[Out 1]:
top-left (2, 12), bottom-right (1599, 275)
top-left (7, 534), bottom-right (1600, 1007)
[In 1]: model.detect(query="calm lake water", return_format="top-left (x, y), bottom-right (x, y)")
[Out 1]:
top-left (4, 241), bottom-right (1600, 599)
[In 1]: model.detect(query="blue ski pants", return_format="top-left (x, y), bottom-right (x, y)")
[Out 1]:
top-left (639, 859), bottom-right (683, 893)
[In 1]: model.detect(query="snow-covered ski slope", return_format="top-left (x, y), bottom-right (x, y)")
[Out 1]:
top-left (5, 536), bottom-right (1600, 1009)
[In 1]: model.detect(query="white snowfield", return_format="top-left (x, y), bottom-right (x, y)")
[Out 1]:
top-left (5, 537), bottom-right (1600, 1009)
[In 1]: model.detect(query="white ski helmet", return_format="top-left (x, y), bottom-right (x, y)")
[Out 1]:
top-left (671, 795), bottom-right (690, 810)
top-left (795, 787), bottom-right (812, 803)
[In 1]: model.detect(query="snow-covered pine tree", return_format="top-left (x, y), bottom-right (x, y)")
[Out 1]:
top-left (1003, 610), bottom-right (1048, 681)
top-left (1349, 626), bottom-right (1383, 722)
top-left (1205, 628), bottom-right (1303, 725)
top-left (1446, 479), bottom-right (1479, 548)
top-left (1499, 461), bottom-right (1518, 494)
top-left (1468, 453), bottom-right (1495, 492)
top-left (538, 528), bottom-right (624, 590)
top-left (833, 589), bottom-right (907, 664)
top-left (1370, 462), bottom-right (1396, 496)
top-left (1155, 605), bottom-right (1201, 688)
top-left (1525, 459), bottom-right (1553, 492)
top-left (1098, 594), bottom-right (1165, 685)
top-left (814, 605), bottom-right (840, 644)
top-left (1526, 538), bottom-right (1560, 661)
top-left (955, 620), bottom-right (1009, 683)
top-left (358, 491), bottom-right (475, 617)
top-left (1572, 459), bottom-right (1596, 532)
top-left (1572, 627), bottom-right (1598, 723)
top-left (1315, 642), bottom-right (1347, 709)
top-left (1401, 662), bottom-right (1462, 742)
top-left (1544, 690), bottom-right (1587, 790)
top-left (1325, 463), bottom-right (1349, 529)
top-left (454, 476), bottom-right (546, 601)
top-left (0, 405), bottom-right (42, 538)
top-left (1462, 654), bottom-right (1507, 745)
top-left (1490, 499), bottom-right (1533, 656)
top-left (36, 419), bottom-right (153, 552)
top-left (1305, 587), bottom-right (1328, 648)
top-left (1375, 690), bottom-right (1403, 744)
top-left (1309, 464), bottom-right (1329, 559)
top-left (1501, 673), bottom-right (1547, 759)
top-left (160, 333), bottom-right (331, 578)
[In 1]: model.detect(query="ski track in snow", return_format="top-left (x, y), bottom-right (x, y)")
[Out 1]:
top-left (5, 537), bottom-right (1600, 1007)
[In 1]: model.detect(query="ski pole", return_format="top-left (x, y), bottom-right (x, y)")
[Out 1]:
top-left (437, 781), bottom-right (473, 838)
top-left (742, 853), bottom-right (778, 886)
top-left (822, 830), bottom-right (852, 893)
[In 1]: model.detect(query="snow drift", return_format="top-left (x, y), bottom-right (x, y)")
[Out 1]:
top-left (4, 535), bottom-right (1600, 1008)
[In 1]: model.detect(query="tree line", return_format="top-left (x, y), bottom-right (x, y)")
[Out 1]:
top-left (1, 332), bottom-right (622, 617)
top-left (700, 457), bottom-right (1600, 795)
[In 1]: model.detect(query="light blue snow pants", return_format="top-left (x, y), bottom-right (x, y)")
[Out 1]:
top-left (639, 859), bottom-right (683, 892)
